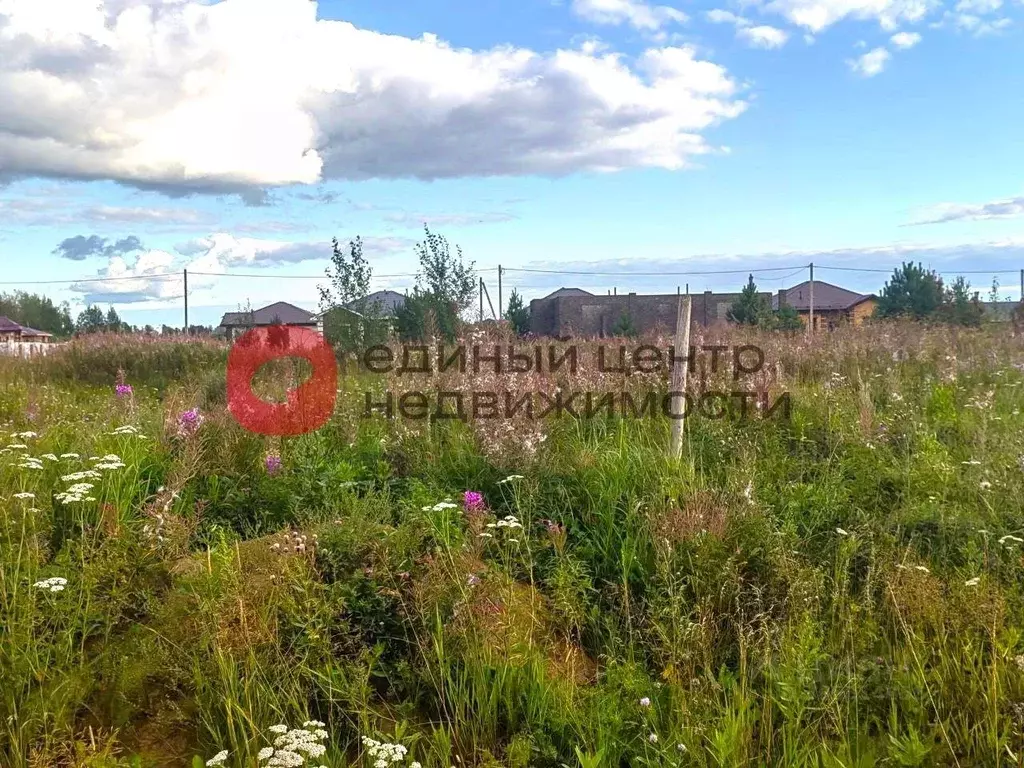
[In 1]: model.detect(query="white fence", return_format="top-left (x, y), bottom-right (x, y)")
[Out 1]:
top-left (0, 341), bottom-right (57, 358)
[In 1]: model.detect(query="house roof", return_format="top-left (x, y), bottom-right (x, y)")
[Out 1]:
top-left (542, 287), bottom-right (594, 299)
top-left (773, 281), bottom-right (875, 311)
top-left (345, 290), bottom-right (406, 315)
top-left (219, 301), bottom-right (316, 327)
top-left (19, 326), bottom-right (52, 338)
top-left (0, 316), bottom-right (22, 332)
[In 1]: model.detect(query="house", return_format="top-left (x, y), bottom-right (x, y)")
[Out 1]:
top-left (345, 290), bottom-right (406, 317)
top-left (216, 302), bottom-right (318, 340)
top-left (774, 281), bottom-right (876, 330)
top-left (529, 289), bottom-right (760, 337)
top-left (0, 316), bottom-right (54, 342)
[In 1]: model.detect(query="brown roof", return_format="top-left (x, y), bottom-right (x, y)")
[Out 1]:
top-left (0, 316), bottom-right (23, 332)
top-left (219, 301), bottom-right (316, 327)
top-left (775, 281), bottom-right (874, 311)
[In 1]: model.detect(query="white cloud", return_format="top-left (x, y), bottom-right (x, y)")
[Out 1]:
top-left (889, 30), bottom-right (923, 46)
top-left (909, 196), bottom-right (1024, 224)
top-left (848, 47), bottom-right (891, 76)
top-left (706, 9), bottom-right (789, 47)
top-left (738, 25), bottom-right (790, 47)
top-left (757, 0), bottom-right (937, 32)
top-left (955, 0), bottom-right (1002, 13)
top-left (571, 0), bottom-right (688, 30)
top-left (68, 232), bottom-right (413, 303)
top-left (0, 0), bottom-right (741, 195)
top-left (943, 11), bottom-right (1012, 33)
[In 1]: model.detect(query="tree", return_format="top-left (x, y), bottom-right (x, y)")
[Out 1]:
top-left (506, 290), bottom-right (530, 336)
top-left (0, 291), bottom-right (74, 336)
top-left (727, 275), bottom-right (774, 327)
top-left (611, 312), bottom-right (638, 338)
top-left (318, 237), bottom-right (371, 312)
top-left (875, 262), bottom-right (944, 320)
top-left (104, 305), bottom-right (129, 333)
top-left (395, 226), bottom-right (476, 341)
top-left (938, 276), bottom-right (984, 327)
top-left (774, 303), bottom-right (804, 331)
top-left (76, 305), bottom-right (106, 334)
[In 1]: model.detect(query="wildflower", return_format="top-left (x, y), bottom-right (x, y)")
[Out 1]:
top-left (836, 528), bottom-right (849, 536)
top-left (913, 565), bottom-right (930, 573)
top-left (467, 574), bottom-right (481, 587)
top-left (1015, 655), bottom-right (1024, 671)
top-left (13, 492), bottom-right (34, 499)
top-left (463, 490), bottom-right (485, 511)
top-left (62, 470), bottom-right (101, 482)
top-left (999, 535), bottom-right (1024, 546)
top-left (639, 696), bottom-right (651, 707)
top-left (980, 481), bottom-right (992, 490)
top-left (497, 474), bottom-right (525, 484)
top-left (12, 431), bottom-right (37, 439)
top-left (266, 455), bottom-right (282, 475)
top-left (965, 577), bottom-right (981, 587)
top-left (677, 743), bottom-right (687, 752)
top-left (7, 443), bottom-right (28, 450)
top-left (177, 407), bottom-right (204, 437)
top-left (258, 747), bottom-right (274, 760)
top-left (41, 453), bottom-right (58, 461)
top-left (60, 453), bottom-right (80, 459)
top-left (412, 763), bottom-right (422, 768)
top-left (33, 576), bottom-right (68, 593)
top-left (206, 751), bottom-right (229, 767)
top-left (422, 501), bottom-right (459, 512)
top-left (648, 732), bottom-right (658, 744)
top-left (115, 383), bottom-right (133, 398)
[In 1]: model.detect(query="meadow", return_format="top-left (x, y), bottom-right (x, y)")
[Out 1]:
top-left (2, 324), bottom-right (1024, 767)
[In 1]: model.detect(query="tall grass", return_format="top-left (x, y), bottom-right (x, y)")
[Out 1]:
top-left (1, 325), bottom-right (1023, 766)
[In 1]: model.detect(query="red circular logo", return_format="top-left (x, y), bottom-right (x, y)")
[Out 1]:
top-left (226, 326), bottom-right (337, 436)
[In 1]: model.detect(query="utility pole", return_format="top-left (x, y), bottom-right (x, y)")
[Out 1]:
top-left (1020, 268), bottom-right (1023, 302)
top-left (479, 277), bottom-right (484, 322)
top-left (498, 265), bottom-right (503, 321)
top-left (808, 263), bottom-right (814, 338)
top-left (183, 269), bottom-right (189, 335)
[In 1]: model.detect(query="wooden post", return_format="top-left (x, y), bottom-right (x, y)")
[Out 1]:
top-left (808, 263), bottom-right (814, 338)
top-left (183, 269), bottom-right (189, 335)
top-left (498, 265), bottom-right (503, 321)
top-left (669, 291), bottom-right (692, 459)
top-left (479, 277), bottom-right (484, 322)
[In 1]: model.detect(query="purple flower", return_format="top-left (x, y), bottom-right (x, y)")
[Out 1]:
top-left (177, 407), bottom-right (204, 437)
top-left (463, 490), bottom-right (484, 512)
top-left (265, 455), bottom-right (282, 475)
top-left (115, 384), bottom-right (133, 398)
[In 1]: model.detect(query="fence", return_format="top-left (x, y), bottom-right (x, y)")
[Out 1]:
top-left (0, 341), bottom-right (57, 358)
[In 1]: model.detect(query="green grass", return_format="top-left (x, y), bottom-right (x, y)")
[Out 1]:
top-left (1, 324), bottom-right (1024, 767)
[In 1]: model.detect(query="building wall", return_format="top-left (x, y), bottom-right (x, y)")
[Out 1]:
top-left (849, 299), bottom-right (877, 325)
top-left (529, 291), bottom-right (760, 337)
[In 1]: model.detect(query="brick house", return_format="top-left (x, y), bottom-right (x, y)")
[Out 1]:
top-left (529, 288), bottom-right (761, 338)
top-left (773, 281), bottom-right (877, 330)
top-left (216, 302), bottom-right (318, 341)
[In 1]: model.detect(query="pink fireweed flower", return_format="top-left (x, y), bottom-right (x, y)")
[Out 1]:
top-left (177, 408), bottom-right (204, 437)
top-left (463, 490), bottom-right (485, 512)
top-left (115, 384), bottom-right (133, 398)
top-left (265, 455), bottom-right (282, 475)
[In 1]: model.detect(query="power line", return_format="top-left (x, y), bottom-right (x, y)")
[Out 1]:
top-left (0, 272), bottom-right (180, 286)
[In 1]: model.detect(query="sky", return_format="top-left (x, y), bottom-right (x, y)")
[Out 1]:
top-left (1, 0), bottom-right (1022, 328)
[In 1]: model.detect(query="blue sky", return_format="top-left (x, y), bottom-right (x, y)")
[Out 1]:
top-left (1, 0), bottom-right (1022, 328)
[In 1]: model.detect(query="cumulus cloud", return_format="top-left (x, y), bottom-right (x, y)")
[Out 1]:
top-left (53, 234), bottom-right (144, 260)
top-left (0, 0), bottom-right (743, 196)
top-left (756, 0), bottom-right (936, 32)
top-left (848, 47), bottom-right (891, 76)
top-left (571, 0), bottom-right (688, 29)
top-left (890, 30), bottom-right (923, 46)
top-left (738, 25), bottom-right (790, 47)
top-left (909, 196), bottom-right (1024, 224)
top-left (71, 232), bottom-right (414, 303)
top-left (706, 10), bottom-right (789, 47)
